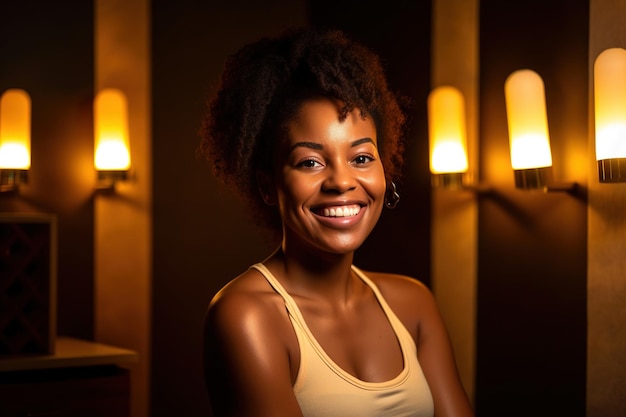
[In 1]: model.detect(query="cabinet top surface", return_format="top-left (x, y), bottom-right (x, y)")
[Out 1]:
top-left (0, 337), bottom-right (138, 371)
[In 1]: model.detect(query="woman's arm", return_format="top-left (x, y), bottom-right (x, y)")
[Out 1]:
top-left (203, 289), bottom-right (303, 417)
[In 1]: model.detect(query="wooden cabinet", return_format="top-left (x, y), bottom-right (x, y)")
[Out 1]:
top-left (0, 337), bottom-right (138, 417)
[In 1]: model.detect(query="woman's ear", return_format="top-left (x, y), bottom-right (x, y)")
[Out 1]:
top-left (256, 170), bottom-right (276, 206)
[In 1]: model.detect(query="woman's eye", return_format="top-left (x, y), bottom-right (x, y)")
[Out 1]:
top-left (353, 154), bottom-right (374, 165)
top-left (298, 159), bottom-right (322, 168)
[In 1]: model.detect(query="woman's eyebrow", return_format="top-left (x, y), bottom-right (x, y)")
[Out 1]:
top-left (290, 141), bottom-right (323, 151)
top-left (351, 137), bottom-right (374, 147)
top-left (289, 137), bottom-right (374, 152)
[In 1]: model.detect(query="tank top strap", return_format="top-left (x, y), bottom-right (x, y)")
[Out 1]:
top-left (351, 266), bottom-right (396, 319)
top-left (350, 265), bottom-right (415, 350)
top-left (250, 263), bottom-right (306, 322)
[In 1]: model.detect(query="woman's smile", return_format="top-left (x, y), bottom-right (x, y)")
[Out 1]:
top-left (311, 203), bottom-right (366, 228)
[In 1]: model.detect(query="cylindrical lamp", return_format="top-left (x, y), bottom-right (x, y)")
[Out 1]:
top-left (504, 69), bottom-right (553, 189)
top-left (0, 89), bottom-right (31, 190)
top-left (94, 88), bottom-right (130, 186)
top-left (594, 47), bottom-right (626, 183)
top-left (428, 86), bottom-right (469, 188)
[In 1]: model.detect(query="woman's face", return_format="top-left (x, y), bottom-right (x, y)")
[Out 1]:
top-left (269, 97), bottom-right (386, 256)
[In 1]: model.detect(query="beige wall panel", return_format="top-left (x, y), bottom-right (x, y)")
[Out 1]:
top-left (431, 0), bottom-right (479, 404)
top-left (588, 1), bottom-right (626, 416)
top-left (95, 1), bottom-right (152, 416)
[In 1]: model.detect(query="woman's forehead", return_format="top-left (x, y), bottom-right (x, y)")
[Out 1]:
top-left (284, 98), bottom-right (377, 143)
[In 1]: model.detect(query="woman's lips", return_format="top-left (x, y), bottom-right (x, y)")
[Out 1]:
top-left (311, 204), bottom-right (365, 227)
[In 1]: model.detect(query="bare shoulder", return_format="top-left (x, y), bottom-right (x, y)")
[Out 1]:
top-left (204, 266), bottom-right (294, 362)
top-left (362, 269), bottom-right (435, 306)
top-left (205, 267), bottom-right (283, 332)
top-left (204, 268), bottom-right (303, 416)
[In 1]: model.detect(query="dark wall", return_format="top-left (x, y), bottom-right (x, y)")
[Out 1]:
top-left (150, 1), bottom-right (432, 416)
top-left (0, 0), bottom-right (95, 340)
top-left (476, 1), bottom-right (588, 416)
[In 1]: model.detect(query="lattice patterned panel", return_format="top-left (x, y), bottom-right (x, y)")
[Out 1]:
top-left (0, 214), bottom-right (56, 356)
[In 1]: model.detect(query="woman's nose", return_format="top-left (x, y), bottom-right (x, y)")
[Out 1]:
top-left (321, 162), bottom-right (357, 193)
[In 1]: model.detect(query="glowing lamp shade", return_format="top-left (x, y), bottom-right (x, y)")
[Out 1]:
top-left (505, 70), bottom-right (552, 170)
top-left (504, 70), bottom-right (553, 189)
top-left (427, 86), bottom-right (468, 188)
top-left (0, 89), bottom-right (31, 170)
top-left (94, 89), bottom-right (130, 172)
top-left (428, 87), bottom-right (468, 173)
top-left (594, 47), bottom-right (626, 183)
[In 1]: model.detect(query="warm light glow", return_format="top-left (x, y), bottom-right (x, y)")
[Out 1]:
top-left (504, 69), bottom-right (552, 170)
top-left (594, 47), bottom-right (626, 161)
top-left (94, 89), bottom-right (130, 171)
top-left (428, 86), bottom-right (468, 174)
top-left (0, 89), bottom-right (31, 169)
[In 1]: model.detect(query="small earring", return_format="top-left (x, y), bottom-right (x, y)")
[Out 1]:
top-left (385, 181), bottom-right (400, 209)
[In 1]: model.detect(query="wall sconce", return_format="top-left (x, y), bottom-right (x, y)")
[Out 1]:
top-left (594, 47), bottom-right (626, 183)
top-left (94, 88), bottom-right (131, 190)
top-left (0, 89), bottom-right (31, 193)
top-left (428, 86), bottom-right (469, 189)
top-left (504, 69), bottom-right (557, 190)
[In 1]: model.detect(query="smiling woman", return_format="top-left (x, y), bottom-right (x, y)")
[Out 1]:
top-left (197, 27), bottom-right (474, 417)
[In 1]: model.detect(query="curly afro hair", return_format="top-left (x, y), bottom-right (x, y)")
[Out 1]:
top-left (198, 27), bottom-right (407, 231)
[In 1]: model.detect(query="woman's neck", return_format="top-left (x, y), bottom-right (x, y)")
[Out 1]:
top-left (265, 245), bottom-right (359, 303)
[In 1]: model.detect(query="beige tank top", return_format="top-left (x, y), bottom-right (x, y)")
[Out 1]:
top-left (251, 263), bottom-right (434, 417)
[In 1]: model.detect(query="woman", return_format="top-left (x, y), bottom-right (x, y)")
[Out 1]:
top-left (199, 27), bottom-right (474, 417)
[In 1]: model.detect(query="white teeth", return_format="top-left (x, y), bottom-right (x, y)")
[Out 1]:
top-left (322, 206), bottom-right (360, 217)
